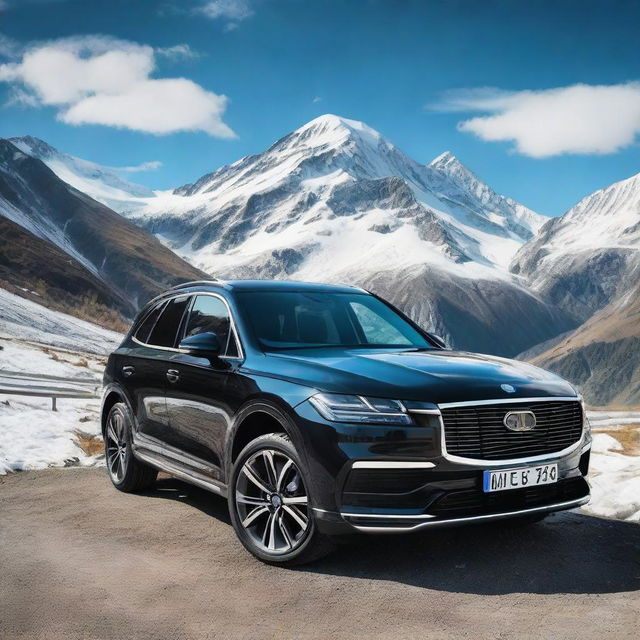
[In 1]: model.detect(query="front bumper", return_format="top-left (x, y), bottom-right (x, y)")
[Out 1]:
top-left (293, 399), bottom-right (591, 535)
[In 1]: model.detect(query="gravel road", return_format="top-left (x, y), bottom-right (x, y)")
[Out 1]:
top-left (1, 468), bottom-right (638, 639)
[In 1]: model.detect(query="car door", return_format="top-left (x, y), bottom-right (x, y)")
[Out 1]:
top-left (125, 294), bottom-right (191, 447)
top-left (164, 293), bottom-right (243, 481)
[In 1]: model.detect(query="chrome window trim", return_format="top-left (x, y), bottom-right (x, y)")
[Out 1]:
top-left (132, 290), bottom-right (244, 360)
top-left (132, 293), bottom-right (190, 351)
top-left (429, 397), bottom-right (584, 467)
top-left (133, 298), bottom-right (169, 344)
top-left (351, 461), bottom-right (436, 469)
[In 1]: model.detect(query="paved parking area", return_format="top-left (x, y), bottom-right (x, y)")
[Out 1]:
top-left (1, 468), bottom-right (638, 639)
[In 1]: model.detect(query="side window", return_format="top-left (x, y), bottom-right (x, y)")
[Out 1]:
top-left (147, 296), bottom-right (190, 348)
top-left (184, 295), bottom-right (238, 357)
top-left (350, 301), bottom-right (412, 345)
top-left (134, 301), bottom-right (165, 343)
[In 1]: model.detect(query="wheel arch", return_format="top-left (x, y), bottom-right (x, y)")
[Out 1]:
top-left (100, 384), bottom-right (133, 437)
top-left (226, 399), bottom-right (306, 479)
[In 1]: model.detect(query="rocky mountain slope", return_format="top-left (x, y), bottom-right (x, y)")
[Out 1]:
top-left (113, 114), bottom-right (569, 356)
top-left (5, 118), bottom-right (639, 403)
top-left (0, 139), bottom-right (206, 326)
top-left (0, 215), bottom-right (128, 330)
top-left (513, 171), bottom-right (640, 405)
top-left (511, 171), bottom-right (640, 323)
top-left (9, 136), bottom-right (154, 213)
top-left (525, 279), bottom-right (640, 406)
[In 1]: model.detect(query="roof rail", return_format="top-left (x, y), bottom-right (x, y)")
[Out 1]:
top-left (336, 281), bottom-right (366, 292)
top-left (168, 279), bottom-right (221, 291)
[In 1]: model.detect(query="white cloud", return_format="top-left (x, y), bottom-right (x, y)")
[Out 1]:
top-left (195, 0), bottom-right (254, 29)
top-left (197, 0), bottom-right (253, 20)
top-left (61, 78), bottom-right (235, 137)
top-left (6, 86), bottom-right (40, 107)
top-left (0, 35), bottom-right (236, 137)
top-left (156, 43), bottom-right (200, 60)
top-left (433, 83), bottom-right (640, 157)
top-left (0, 33), bottom-right (20, 58)
top-left (111, 160), bottom-right (163, 173)
top-left (312, 96), bottom-right (322, 103)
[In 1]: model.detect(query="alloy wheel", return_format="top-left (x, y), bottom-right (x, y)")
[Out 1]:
top-left (106, 409), bottom-right (128, 483)
top-left (235, 448), bottom-right (311, 554)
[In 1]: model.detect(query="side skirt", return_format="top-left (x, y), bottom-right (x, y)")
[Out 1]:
top-left (133, 445), bottom-right (228, 498)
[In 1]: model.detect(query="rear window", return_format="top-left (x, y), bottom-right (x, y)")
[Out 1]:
top-left (147, 296), bottom-right (190, 348)
top-left (134, 301), bottom-right (165, 343)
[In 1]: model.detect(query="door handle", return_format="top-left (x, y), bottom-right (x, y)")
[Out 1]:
top-left (166, 369), bottom-right (180, 383)
top-left (122, 365), bottom-right (135, 377)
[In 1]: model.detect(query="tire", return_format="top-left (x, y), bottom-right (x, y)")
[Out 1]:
top-left (104, 402), bottom-right (157, 493)
top-left (228, 432), bottom-right (335, 566)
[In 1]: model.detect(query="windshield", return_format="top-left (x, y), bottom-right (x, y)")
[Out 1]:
top-left (235, 290), bottom-right (433, 351)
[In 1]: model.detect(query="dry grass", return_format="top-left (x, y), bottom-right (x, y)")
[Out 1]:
top-left (75, 431), bottom-right (104, 457)
top-left (594, 424), bottom-right (640, 456)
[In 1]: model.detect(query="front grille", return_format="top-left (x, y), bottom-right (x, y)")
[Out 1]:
top-left (429, 476), bottom-right (589, 517)
top-left (440, 400), bottom-right (583, 461)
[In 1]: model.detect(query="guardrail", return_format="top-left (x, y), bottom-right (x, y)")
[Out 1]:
top-left (0, 370), bottom-right (101, 411)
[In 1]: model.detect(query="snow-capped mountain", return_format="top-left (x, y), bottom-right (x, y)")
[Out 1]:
top-left (9, 136), bottom-right (155, 212)
top-left (119, 114), bottom-right (567, 356)
top-left (426, 150), bottom-right (544, 243)
top-left (0, 139), bottom-right (205, 325)
top-left (511, 171), bottom-right (640, 323)
top-left (135, 114), bottom-right (545, 273)
top-left (527, 278), bottom-right (640, 406)
top-left (512, 171), bottom-right (640, 404)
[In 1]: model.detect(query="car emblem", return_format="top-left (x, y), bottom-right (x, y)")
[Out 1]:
top-left (504, 411), bottom-right (536, 432)
top-left (501, 383), bottom-right (516, 393)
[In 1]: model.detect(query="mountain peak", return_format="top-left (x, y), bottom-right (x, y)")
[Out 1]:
top-left (301, 113), bottom-right (379, 134)
top-left (10, 135), bottom-right (58, 160)
top-left (428, 150), bottom-right (465, 171)
top-left (287, 114), bottom-right (386, 151)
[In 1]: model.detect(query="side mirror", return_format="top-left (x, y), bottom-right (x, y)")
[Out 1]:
top-left (179, 331), bottom-right (220, 356)
top-left (430, 333), bottom-right (448, 349)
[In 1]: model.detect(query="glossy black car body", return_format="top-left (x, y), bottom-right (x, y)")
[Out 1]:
top-left (102, 280), bottom-right (591, 564)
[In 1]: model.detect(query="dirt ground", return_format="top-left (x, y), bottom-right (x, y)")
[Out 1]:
top-left (0, 467), bottom-right (638, 639)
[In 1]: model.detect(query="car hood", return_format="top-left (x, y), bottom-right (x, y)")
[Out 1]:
top-left (252, 348), bottom-right (576, 404)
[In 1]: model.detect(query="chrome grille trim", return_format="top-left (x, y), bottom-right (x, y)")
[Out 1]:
top-left (438, 396), bottom-right (579, 409)
top-left (432, 398), bottom-right (585, 466)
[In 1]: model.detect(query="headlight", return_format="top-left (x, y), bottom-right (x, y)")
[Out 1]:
top-left (308, 393), bottom-right (411, 425)
top-left (579, 395), bottom-right (591, 436)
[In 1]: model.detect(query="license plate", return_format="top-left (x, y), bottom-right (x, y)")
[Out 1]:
top-left (483, 463), bottom-right (558, 493)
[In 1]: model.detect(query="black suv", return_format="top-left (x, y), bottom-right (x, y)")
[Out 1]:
top-left (102, 280), bottom-right (591, 565)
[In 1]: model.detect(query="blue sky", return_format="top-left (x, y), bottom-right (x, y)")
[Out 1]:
top-left (1, 0), bottom-right (639, 215)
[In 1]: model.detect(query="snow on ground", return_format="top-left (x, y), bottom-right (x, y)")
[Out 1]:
top-left (0, 339), bottom-right (106, 378)
top-left (0, 291), bottom-right (637, 522)
top-left (0, 287), bottom-right (121, 355)
top-left (0, 338), bottom-right (107, 474)
top-left (582, 414), bottom-right (640, 522)
top-left (0, 394), bottom-right (102, 475)
top-left (0, 289), bottom-right (122, 474)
